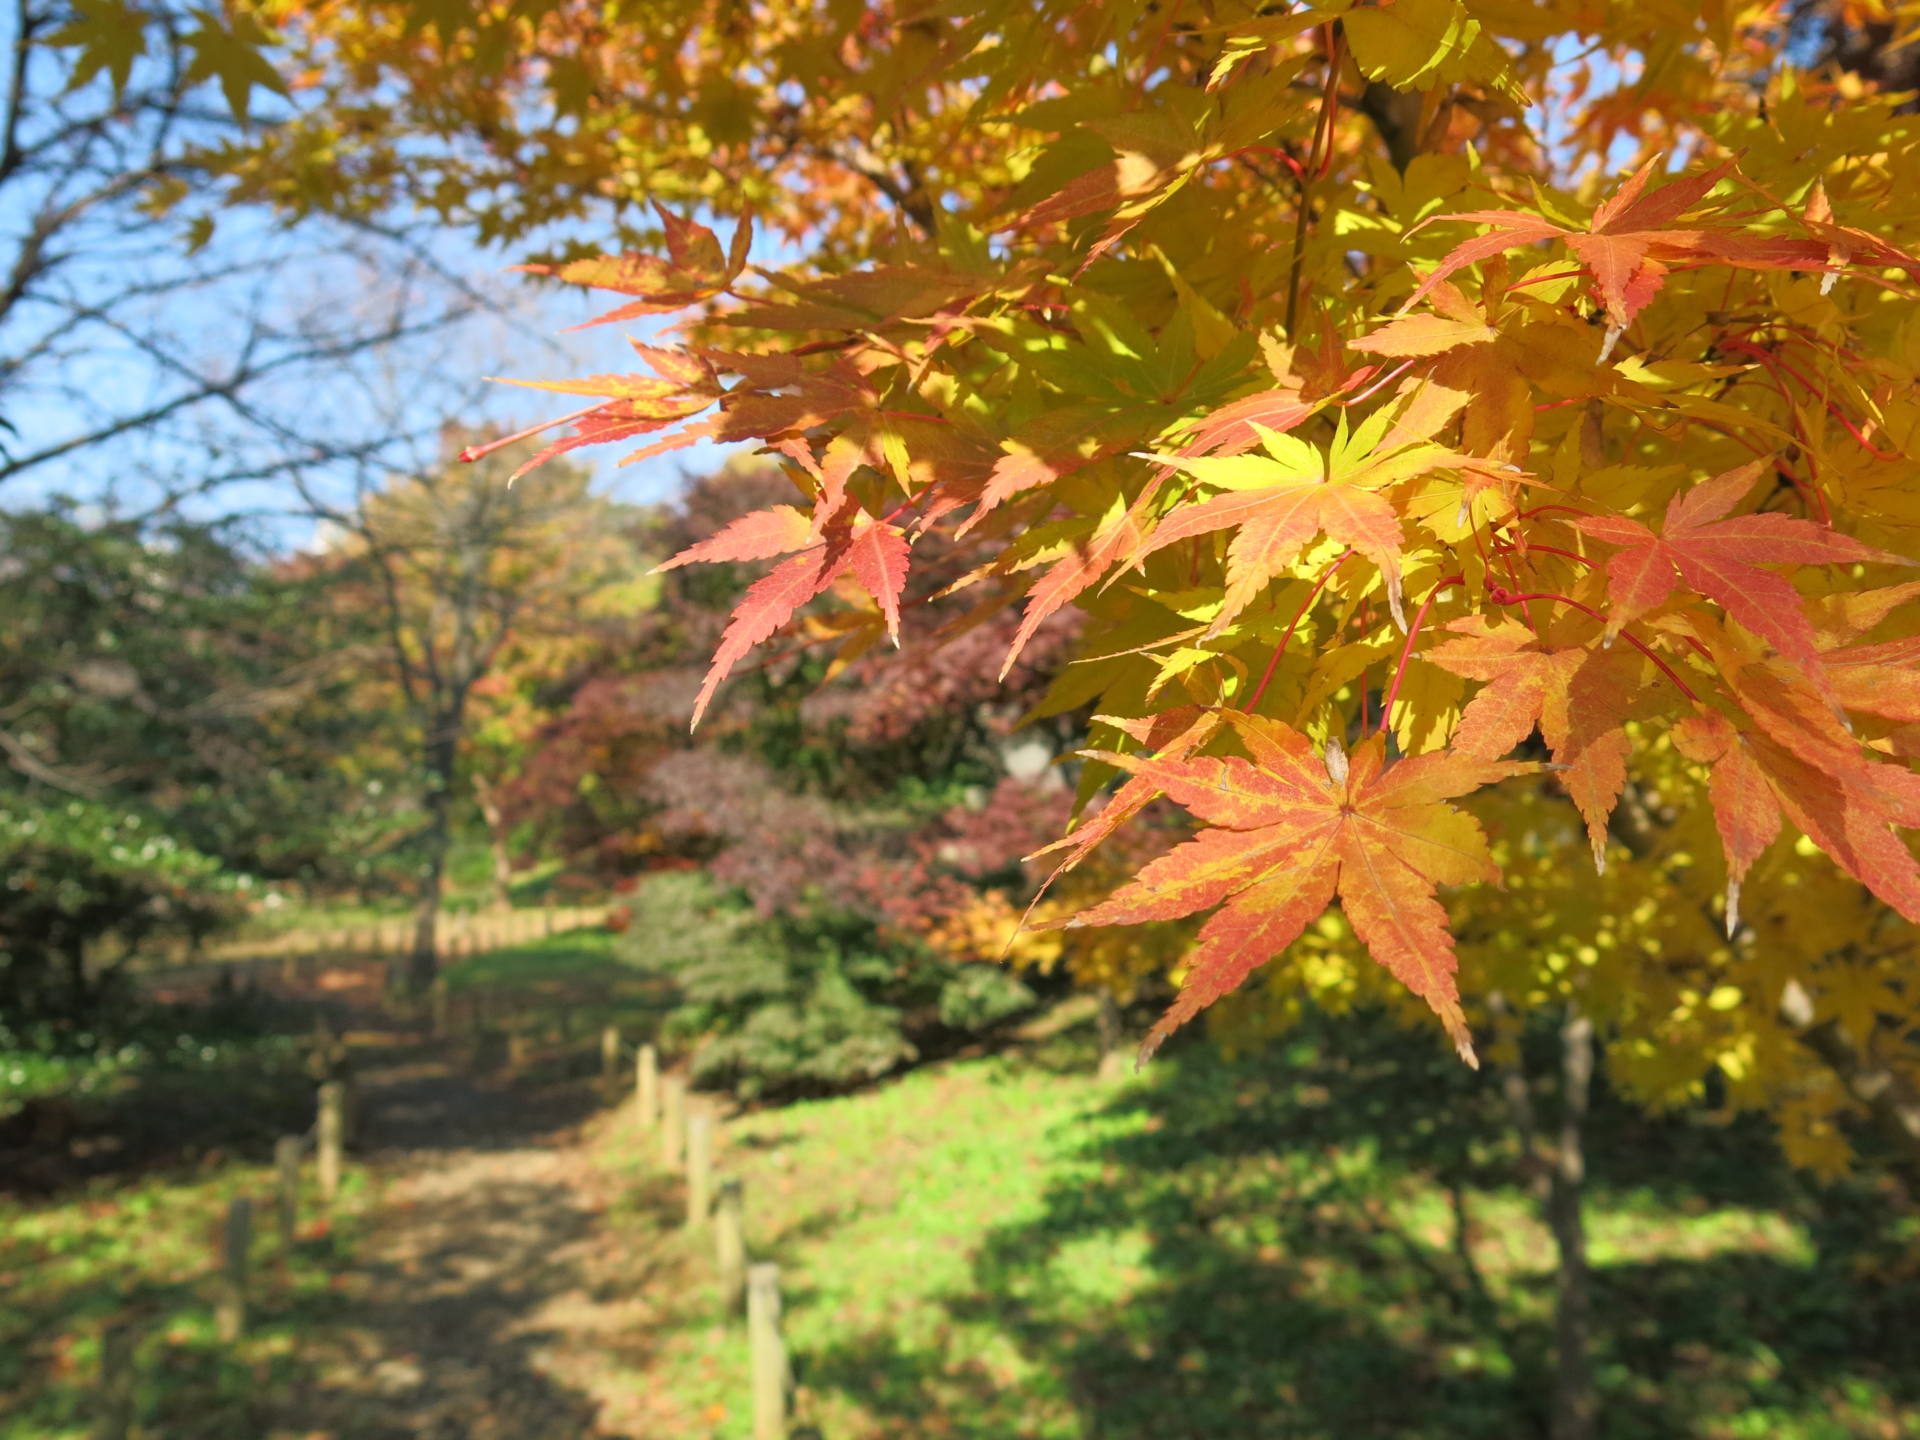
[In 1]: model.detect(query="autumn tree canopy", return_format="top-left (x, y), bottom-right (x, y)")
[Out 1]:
top-left (64, 1), bottom-right (1920, 1170)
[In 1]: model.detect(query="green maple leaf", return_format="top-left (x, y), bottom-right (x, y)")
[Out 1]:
top-left (182, 9), bottom-right (287, 124)
top-left (45, 0), bottom-right (149, 99)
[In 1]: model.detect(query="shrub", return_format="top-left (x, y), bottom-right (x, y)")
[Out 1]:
top-left (616, 870), bottom-right (1034, 1100)
top-left (0, 800), bottom-right (246, 1021)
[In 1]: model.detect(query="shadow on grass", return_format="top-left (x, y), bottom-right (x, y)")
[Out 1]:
top-left (802, 1013), bottom-right (1920, 1440)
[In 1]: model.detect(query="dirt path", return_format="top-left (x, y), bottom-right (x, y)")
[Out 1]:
top-left (267, 999), bottom-right (694, 1437)
top-left (110, 956), bottom-right (707, 1437)
top-left (153, 960), bottom-right (691, 1440)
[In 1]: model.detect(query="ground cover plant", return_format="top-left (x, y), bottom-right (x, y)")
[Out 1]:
top-left (583, 1013), bottom-right (1920, 1440)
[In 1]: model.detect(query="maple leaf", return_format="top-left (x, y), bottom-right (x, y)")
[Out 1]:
top-left (1027, 706), bottom-right (1220, 877)
top-left (1070, 717), bottom-right (1530, 1066)
top-left (1408, 157), bottom-right (1828, 359)
top-left (1797, 179), bottom-right (1920, 295)
top-left (1573, 461), bottom-right (1902, 674)
top-left (1673, 710), bottom-right (1920, 933)
top-left (485, 396), bottom-right (712, 483)
top-left (46, 0), bottom-right (147, 99)
top-left (515, 207), bottom-right (751, 330)
top-left (1133, 406), bottom-right (1465, 634)
top-left (677, 506), bottom-right (915, 726)
top-left (654, 506), bottom-right (814, 572)
top-left (1171, 386), bottom-right (1321, 460)
top-left (998, 501), bottom-right (1145, 679)
top-left (181, 8), bottom-right (289, 123)
top-left (1425, 615), bottom-right (1662, 868)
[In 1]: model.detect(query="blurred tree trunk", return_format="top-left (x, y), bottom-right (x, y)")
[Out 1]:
top-left (1488, 993), bottom-right (1597, 1440)
top-left (1547, 1007), bottom-right (1597, 1440)
top-left (407, 721), bottom-right (460, 993)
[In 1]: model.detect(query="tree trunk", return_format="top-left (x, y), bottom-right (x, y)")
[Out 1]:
top-left (62, 933), bottom-right (90, 1016)
top-left (406, 726), bottom-right (458, 995)
top-left (1488, 993), bottom-right (1598, 1440)
top-left (472, 771), bottom-right (514, 910)
top-left (1547, 1006), bottom-right (1597, 1440)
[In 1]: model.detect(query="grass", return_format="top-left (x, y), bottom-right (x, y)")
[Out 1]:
top-left (440, 928), bottom-right (667, 1064)
top-left (586, 1013), bottom-right (1920, 1440)
top-left (0, 1113), bottom-right (378, 1439)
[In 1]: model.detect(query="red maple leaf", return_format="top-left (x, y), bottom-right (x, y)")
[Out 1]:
top-left (1573, 461), bottom-right (1899, 674)
top-left (1070, 716), bottom-right (1530, 1066)
top-left (661, 504), bottom-right (915, 726)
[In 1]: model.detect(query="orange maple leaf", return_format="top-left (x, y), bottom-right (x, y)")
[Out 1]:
top-left (1424, 615), bottom-right (1665, 867)
top-left (514, 205), bottom-right (751, 330)
top-left (1407, 156), bottom-right (1828, 359)
top-left (1673, 709), bottom-right (1920, 933)
top-left (1070, 715), bottom-right (1530, 1066)
top-left (654, 506), bottom-right (814, 572)
top-left (1573, 461), bottom-right (1900, 674)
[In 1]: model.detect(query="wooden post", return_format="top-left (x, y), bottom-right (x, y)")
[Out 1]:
top-left (715, 1178), bottom-right (746, 1312)
top-left (635, 1043), bottom-right (659, 1127)
top-left (431, 978), bottom-right (450, 1037)
top-left (660, 1074), bottom-right (686, 1171)
top-left (544, 907), bottom-right (556, 937)
top-left (1095, 991), bottom-right (1128, 1081)
top-left (95, 1322), bottom-right (137, 1440)
top-left (274, 1136), bottom-right (302, 1249)
top-left (601, 1025), bottom-right (621, 1088)
top-left (685, 1107), bottom-right (714, 1228)
top-left (748, 1263), bottom-right (788, 1440)
top-left (216, 1198), bottom-right (251, 1341)
top-left (508, 1030), bottom-right (531, 1068)
top-left (317, 1081), bottom-right (346, 1205)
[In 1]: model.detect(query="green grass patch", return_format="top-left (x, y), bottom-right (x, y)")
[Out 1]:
top-left (0, 1148), bottom-right (377, 1439)
top-left (440, 929), bottom-right (667, 1067)
top-left (589, 1014), bottom-right (1920, 1440)
top-left (444, 927), bottom-right (632, 993)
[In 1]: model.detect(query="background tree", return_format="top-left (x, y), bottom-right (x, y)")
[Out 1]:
top-left (310, 432), bottom-right (641, 991)
top-left (0, 502), bottom-right (377, 880)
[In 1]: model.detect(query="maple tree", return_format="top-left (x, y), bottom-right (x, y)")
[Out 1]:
top-left (173, 0), bottom-right (1920, 1141)
top-left (421, 12), bottom-right (1916, 1431)
top-left (41, 2), bottom-right (1920, 1427)
top-left (408, 0), bottom-right (1920, 1162)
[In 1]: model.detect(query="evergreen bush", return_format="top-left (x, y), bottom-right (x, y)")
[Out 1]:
top-left (616, 870), bottom-right (1034, 1099)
